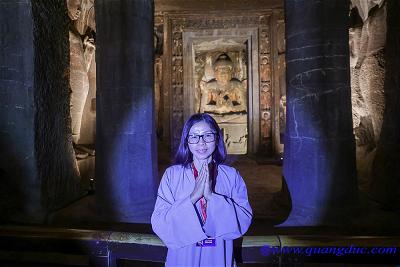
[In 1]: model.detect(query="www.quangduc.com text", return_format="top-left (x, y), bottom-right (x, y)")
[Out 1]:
top-left (260, 245), bottom-right (397, 257)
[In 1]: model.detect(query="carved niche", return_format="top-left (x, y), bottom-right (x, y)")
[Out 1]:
top-left (195, 48), bottom-right (248, 154)
top-left (163, 11), bottom-right (284, 155)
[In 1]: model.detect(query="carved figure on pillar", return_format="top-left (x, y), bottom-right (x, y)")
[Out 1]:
top-left (67, 0), bottom-right (96, 158)
top-left (200, 54), bottom-right (247, 114)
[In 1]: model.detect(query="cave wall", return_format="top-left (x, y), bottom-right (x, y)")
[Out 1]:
top-left (350, 0), bottom-right (400, 209)
top-left (350, 0), bottom-right (386, 192)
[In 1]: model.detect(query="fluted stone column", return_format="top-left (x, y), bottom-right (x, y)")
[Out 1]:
top-left (0, 1), bottom-right (81, 223)
top-left (95, 0), bottom-right (158, 223)
top-left (282, 0), bottom-right (357, 226)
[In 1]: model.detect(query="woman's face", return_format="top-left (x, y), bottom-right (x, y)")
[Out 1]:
top-left (188, 121), bottom-right (216, 162)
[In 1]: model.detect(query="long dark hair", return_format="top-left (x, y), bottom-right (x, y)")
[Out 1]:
top-left (174, 113), bottom-right (227, 168)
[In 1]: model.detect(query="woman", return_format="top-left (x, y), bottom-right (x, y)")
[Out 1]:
top-left (151, 113), bottom-right (252, 266)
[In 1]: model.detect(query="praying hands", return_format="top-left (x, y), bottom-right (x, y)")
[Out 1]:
top-left (190, 162), bottom-right (213, 204)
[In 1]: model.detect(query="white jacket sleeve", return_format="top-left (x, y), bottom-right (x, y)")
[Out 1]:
top-left (202, 170), bottom-right (253, 240)
top-left (151, 168), bottom-right (208, 249)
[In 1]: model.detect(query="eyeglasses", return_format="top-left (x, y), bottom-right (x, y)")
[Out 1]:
top-left (187, 133), bottom-right (216, 144)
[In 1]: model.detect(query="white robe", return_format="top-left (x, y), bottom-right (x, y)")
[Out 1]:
top-left (151, 164), bottom-right (253, 267)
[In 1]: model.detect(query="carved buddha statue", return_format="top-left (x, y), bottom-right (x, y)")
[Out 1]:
top-left (200, 54), bottom-right (247, 114)
top-left (67, 0), bottom-right (96, 145)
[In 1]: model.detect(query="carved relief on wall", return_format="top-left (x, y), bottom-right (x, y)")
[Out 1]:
top-left (197, 52), bottom-right (247, 113)
top-left (258, 12), bottom-right (285, 155)
top-left (154, 13), bottom-right (164, 139)
top-left (170, 24), bottom-right (185, 152)
top-left (164, 13), bottom-right (281, 155)
top-left (67, 0), bottom-right (96, 179)
top-left (259, 20), bottom-right (272, 152)
top-left (349, 0), bottom-right (386, 192)
top-left (260, 81), bottom-right (272, 151)
top-left (277, 19), bottom-right (286, 153)
top-left (194, 48), bottom-right (248, 154)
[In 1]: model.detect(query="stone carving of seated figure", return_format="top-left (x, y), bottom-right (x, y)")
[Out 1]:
top-left (200, 53), bottom-right (247, 114)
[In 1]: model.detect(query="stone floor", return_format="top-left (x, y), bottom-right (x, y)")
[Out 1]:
top-left (45, 154), bottom-right (288, 231)
top-left (45, 149), bottom-right (400, 236)
top-left (4, 149), bottom-right (399, 267)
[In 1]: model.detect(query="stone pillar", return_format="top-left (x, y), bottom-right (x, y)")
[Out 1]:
top-left (370, 0), bottom-right (400, 210)
top-left (0, 1), bottom-right (81, 223)
top-left (0, 0), bottom-right (38, 222)
top-left (95, 0), bottom-right (158, 223)
top-left (282, 0), bottom-right (357, 226)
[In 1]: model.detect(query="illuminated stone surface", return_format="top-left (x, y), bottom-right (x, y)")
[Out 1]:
top-left (95, 0), bottom-right (158, 223)
top-left (281, 0), bottom-right (357, 226)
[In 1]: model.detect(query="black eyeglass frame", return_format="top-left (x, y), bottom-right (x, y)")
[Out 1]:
top-left (187, 132), bottom-right (217, 144)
